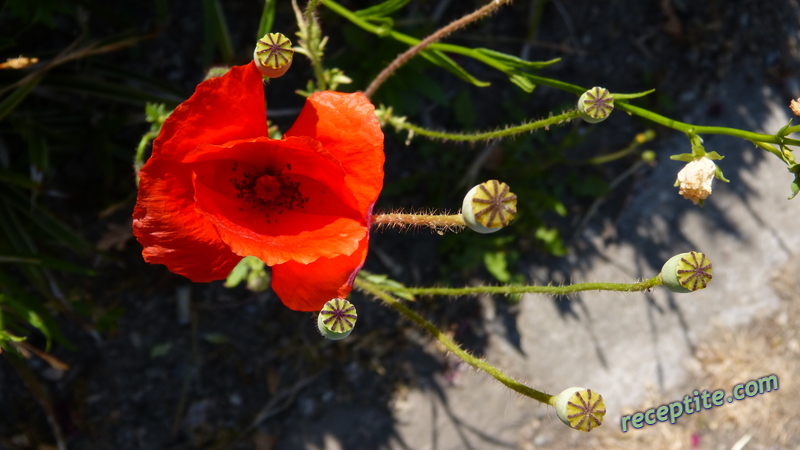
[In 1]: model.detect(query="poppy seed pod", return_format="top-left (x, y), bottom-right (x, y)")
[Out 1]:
top-left (659, 251), bottom-right (713, 293)
top-left (553, 387), bottom-right (606, 432)
top-left (253, 33), bottom-right (294, 78)
top-left (578, 87), bottom-right (614, 123)
top-left (317, 298), bottom-right (357, 340)
top-left (462, 180), bottom-right (517, 234)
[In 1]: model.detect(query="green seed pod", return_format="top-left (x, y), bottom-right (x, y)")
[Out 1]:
top-left (317, 298), bottom-right (357, 340)
top-left (461, 180), bottom-right (517, 234)
top-left (253, 33), bottom-right (294, 78)
top-left (659, 251), bottom-right (713, 293)
top-left (553, 387), bottom-right (606, 432)
top-left (578, 87), bottom-right (614, 123)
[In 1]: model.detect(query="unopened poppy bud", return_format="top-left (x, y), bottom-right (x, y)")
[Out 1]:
top-left (578, 87), bottom-right (614, 123)
top-left (553, 387), bottom-right (606, 432)
top-left (659, 251), bottom-right (713, 293)
top-left (253, 33), bottom-right (294, 78)
top-left (461, 180), bottom-right (517, 234)
top-left (317, 298), bottom-right (357, 340)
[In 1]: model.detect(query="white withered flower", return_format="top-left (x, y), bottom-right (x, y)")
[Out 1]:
top-left (676, 157), bottom-right (716, 204)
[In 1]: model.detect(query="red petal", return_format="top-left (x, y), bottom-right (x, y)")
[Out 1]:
top-left (271, 237), bottom-right (369, 311)
top-left (285, 91), bottom-right (384, 219)
top-left (189, 136), bottom-right (367, 265)
top-left (153, 62), bottom-right (267, 163)
top-left (133, 158), bottom-right (241, 282)
top-left (133, 63), bottom-right (265, 282)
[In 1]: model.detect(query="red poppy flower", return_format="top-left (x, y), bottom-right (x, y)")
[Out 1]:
top-left (133, 62), bottom-right (384, 311)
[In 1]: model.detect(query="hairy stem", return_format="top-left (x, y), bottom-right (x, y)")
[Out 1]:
top-left (355, 278), bottom-right (554, 405)
top-left (372, 213), bottom-right (465, 230)
top-left (396, 109), bottom-right (580, 142)
top-left (363, 0), bottom-right (513, 98)
top-left (368, 275), bottom-right (663, 297)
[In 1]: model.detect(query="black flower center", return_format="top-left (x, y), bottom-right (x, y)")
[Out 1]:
top-left (231, 163), bottom-right (308, 223)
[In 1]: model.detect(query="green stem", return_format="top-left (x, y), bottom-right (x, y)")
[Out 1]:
top-left (616, 103), bottom-right (800, 147)
top-left (134, 130), bottom-right (159, 186)
top-left (367, 275), bottom-right (662, 297)
top-left (581, 130), bottom-right (655, 165)
top-left (354, 278), bottom-right (554, 405)
top-left (397, 110), bottom-right (580, 142)
top-left (303, 0), bottom-right (326, 91)
top-left (782, 124), bottom-right (800, 135)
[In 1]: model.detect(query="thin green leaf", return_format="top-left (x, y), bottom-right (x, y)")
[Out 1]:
top-left (0, 73), bottom-right (44, 121)
top-left (474, 49), bottom-right (560, 70)
top-left (508, 71), bottom-right (535, 93)
top-left (204, 332), bottom-right (230, 344)
top-left (257, 0), bottom-right (277, 37)
top-left (484, 251), bottom-right (511, 283)
top-left (0, 203), bottom-right (48, 290)
top-left (359, 271), bottom-right (414, 301)
top-left (419, 49), bottom-right (490, 87)
top-left (0, 168), bottom-right (40, 190)
top-left (27, 131), bottom-right (49, 174)
top-left (89, 63), bottom-right (188, 99)
top-left (153, 0), bottom-right (169, 25)
top-left (613, 89), bottom-right (656, 100)
top-left (669, 153), bottom-right (696, 162)
top-left (354, 0), bottom-right (412, 18)
top-left (224, 257), bottom-right (250, 288)
top-left (202, 0), bottom-right (234, 65)
top-left (0, 271), bottom-right (72, 350)
top-left (41, 75), bottom-right (183, 106)
top-left (0, 254), bottom-right (95, 275)
top-left (2, 186), bottom-right (91, 255)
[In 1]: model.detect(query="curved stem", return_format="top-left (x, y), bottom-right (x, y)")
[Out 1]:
top-left (369, 275), bottom-right (662, 297)
top-left (354, 278), bottom-right (554, 405)
top-left (363, 0), bottom-right (512, 99)
top-left (397, 110), bottom-right (580, 142)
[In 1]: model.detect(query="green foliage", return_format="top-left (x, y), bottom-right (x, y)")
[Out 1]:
top-left (201, 0), bottom-right (234, 65)
top-left (0, 0), bottom-right (188, 356)
top-left (225, 256), bottom-right (271, 293)
top-left (257, 0), bottom-right (278, 38)
top-left (359, 271), bottom-right (415, 301)
top-left (354, 0), bottom-right (413, 18)
top-left (5, 0), bottom-right (73, 27)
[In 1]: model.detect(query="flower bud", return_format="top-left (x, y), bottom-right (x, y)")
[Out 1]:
top-left (461, 180), bottom-right (517, 234)
top-left (791, 98), bottom-right (800, 117)
top-left (253, 33), bottom-right (294, 78)
top-left (659, 251), bottom-right (713, 293)
top-left (317, 298), bottom-right (357, 340)
top-left (578, 87), bottom-right (614, 123)
top-left (675, 156), bottom-right (716, 205)
top-left (553, 387), bottom-right (606, 432)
